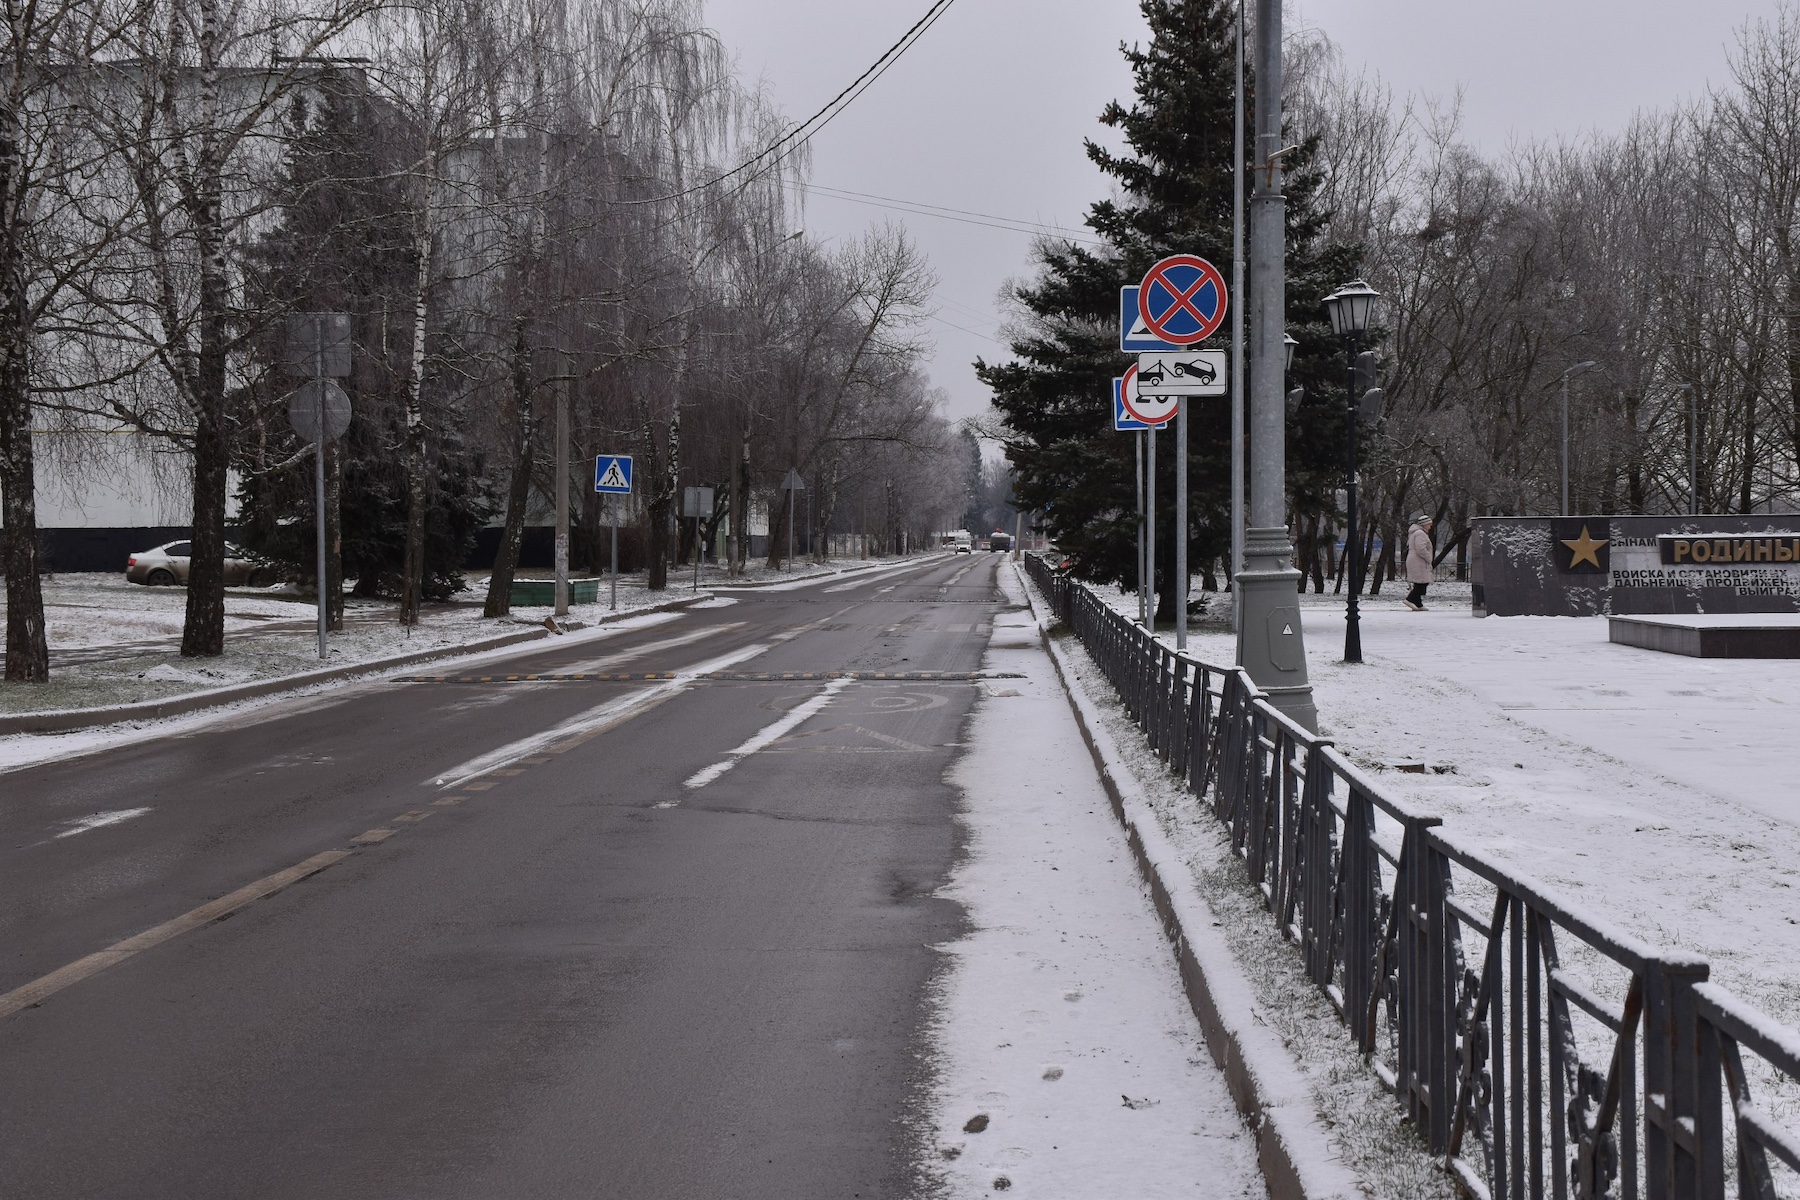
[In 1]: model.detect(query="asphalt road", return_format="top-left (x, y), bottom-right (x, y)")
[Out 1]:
top-left (0, 552), bottom-right (1010, 1199)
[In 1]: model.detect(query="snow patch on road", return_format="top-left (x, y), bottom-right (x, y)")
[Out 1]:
top-left (916, 591), bottom-right (1264, 1198)
top-left (55, 807), bottom-right (152, 838)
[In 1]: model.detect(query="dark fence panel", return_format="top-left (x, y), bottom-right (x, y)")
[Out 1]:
top-left (1022, 553), bottom-right (1800, 1200)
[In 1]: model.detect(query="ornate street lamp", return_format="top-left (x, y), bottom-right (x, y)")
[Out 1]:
top-left (1322, 279), bottom-right (1382, 664)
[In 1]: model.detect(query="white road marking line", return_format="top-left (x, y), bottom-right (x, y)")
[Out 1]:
top-left (678, 677), bottom-right (853, 793)
top-left (0, 849), bottom-right (351, 1022)
top-left (557, 623), bottom-right (743, 674)
top-left (428, 643), bottom-right (773, 789)
top-left (822, 561), bottom-right (939, 593)
top-left (770, 604), bottom-right (856, 642)
top-left (54, 808), bottom-right (152, 839)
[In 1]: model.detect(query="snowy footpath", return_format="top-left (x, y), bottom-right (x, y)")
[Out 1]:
top-left (917, 568), bottom-right (1264, 1198)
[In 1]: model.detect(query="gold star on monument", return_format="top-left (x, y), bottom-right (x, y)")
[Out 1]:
top-left (1561, 524), bottom-right (1608, 569)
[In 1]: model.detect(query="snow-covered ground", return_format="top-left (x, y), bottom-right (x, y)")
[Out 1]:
top-left (1081, 571), bottom-right (1800, 1163)
top-left (0, 556), bottom-right (927, 716)
top-left (1112, 583), bottom-right (1800, 1028)
top-left (917, 567), bottom-right (1265, 1198)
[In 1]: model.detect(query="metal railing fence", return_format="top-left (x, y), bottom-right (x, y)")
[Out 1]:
top-left (1022, 553), bottom-right (1800, 1200)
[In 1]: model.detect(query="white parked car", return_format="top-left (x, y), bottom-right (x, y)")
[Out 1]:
top-left (125, 541), bottom-right (275, 587)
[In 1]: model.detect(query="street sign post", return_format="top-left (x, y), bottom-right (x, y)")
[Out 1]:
top-left (780, 469), bottom-right (805, 569)
top-left (1119, 286), bottom-right (1181, 352)
top-left (286, 312), bottom-right (352, 661)
top-left (595, 454), bottom-right (634, 609)
top-left (1134, 254), bottom-right (1228, 652)
top-left (682, 486), bottom-right (715, 591)
top-left (1134, 349), bottom-right (1228, 396)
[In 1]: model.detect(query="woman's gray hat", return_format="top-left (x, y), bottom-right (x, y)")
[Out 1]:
top-left (1409, 510), bottom-right (1432, 524)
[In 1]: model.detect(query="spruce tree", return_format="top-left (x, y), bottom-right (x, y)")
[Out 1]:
top-left (238, 75), bottom-right (490, 603)
top-left (979, 0), bottom-right (1360, 616)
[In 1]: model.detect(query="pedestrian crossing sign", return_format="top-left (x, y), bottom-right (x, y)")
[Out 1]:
top-left (594, 454), bottom-right (633, 494)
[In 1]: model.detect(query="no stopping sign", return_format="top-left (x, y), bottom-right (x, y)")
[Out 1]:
top-left (1137, 254), bottom-right (1228, 346)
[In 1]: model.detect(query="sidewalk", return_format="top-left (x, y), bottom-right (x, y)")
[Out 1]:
top-left (918, 569), bottom-right (1264, 1198)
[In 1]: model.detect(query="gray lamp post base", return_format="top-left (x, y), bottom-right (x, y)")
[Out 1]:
top-left (1234, 523), bottom-right (1319, 732)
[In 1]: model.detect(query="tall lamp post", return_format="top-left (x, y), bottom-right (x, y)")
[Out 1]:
top-left (1323, 279), bottom-right (1381, 665)
top-left (1676, 383), bottom-right (1697, 515)
top-left (1560, 361), bottom-right (1597, 514)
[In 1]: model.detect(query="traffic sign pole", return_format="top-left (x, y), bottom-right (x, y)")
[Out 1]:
top-left (313, 316), bottom-right (327, 661)
top-left (1176, 398), bottom-right (1188, 649)
top-left (594, 455), bottom-right (635, 610)
top-left (1146, 423), bottom-right (1156, 628)
top-left (1136, 432), bottom-right (1146, 622)
top-left (555, 382), bottom-right (569, 617)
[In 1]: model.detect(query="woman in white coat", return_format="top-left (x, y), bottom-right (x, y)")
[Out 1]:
top-left (1404, 512), bottom-right (1435, 611)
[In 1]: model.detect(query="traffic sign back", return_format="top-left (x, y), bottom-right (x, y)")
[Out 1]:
top-left (594, 454), bottom-right (633, 494)
top-left (1137, 255), bottom-right (1228, 346)
top-left (287, 379), bottom-right (351, 443)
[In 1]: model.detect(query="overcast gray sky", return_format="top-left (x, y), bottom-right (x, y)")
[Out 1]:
top-left (703, 0), bottom-right (1787, 424)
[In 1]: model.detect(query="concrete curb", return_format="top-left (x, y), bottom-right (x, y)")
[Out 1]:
top-left (1013, 563), bottom-right (1369, 1200)
top-left (0, 594), bottom-right (709, 737)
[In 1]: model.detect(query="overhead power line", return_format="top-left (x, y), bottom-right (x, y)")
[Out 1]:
top-left (629, 0), bottom-right (961, 206)
top-left (800, 183), bottom-right (1103, 246)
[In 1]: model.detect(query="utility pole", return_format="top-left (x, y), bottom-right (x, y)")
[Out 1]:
top-left (1234, 0), bottom-right (1318, 729)
top-left (1230, 0), bottom-right (1246, 636)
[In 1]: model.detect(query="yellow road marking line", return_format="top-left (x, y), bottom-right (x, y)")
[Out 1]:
top-left (430, 797), bottom-right (462, 806)
top-left (0, 849), bottom-right (351, 1022)
top-left (463, 781), bottom-right (496, 791)
top-left (350, 828), bottom-right (396, 844)
top-left (394, 811), bottom-right (430, 822)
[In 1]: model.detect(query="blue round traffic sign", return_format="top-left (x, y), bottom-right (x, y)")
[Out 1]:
top-left (1137, 254), bottom-right (1228, 346)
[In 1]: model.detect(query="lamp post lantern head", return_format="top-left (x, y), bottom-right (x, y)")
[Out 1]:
top-left (1283, 333), bottom-right (1298, 373)
top-left (1564, 360), bottom-right (1598, 379)
top-left (1323, 279), bottom-right (1382, 340)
